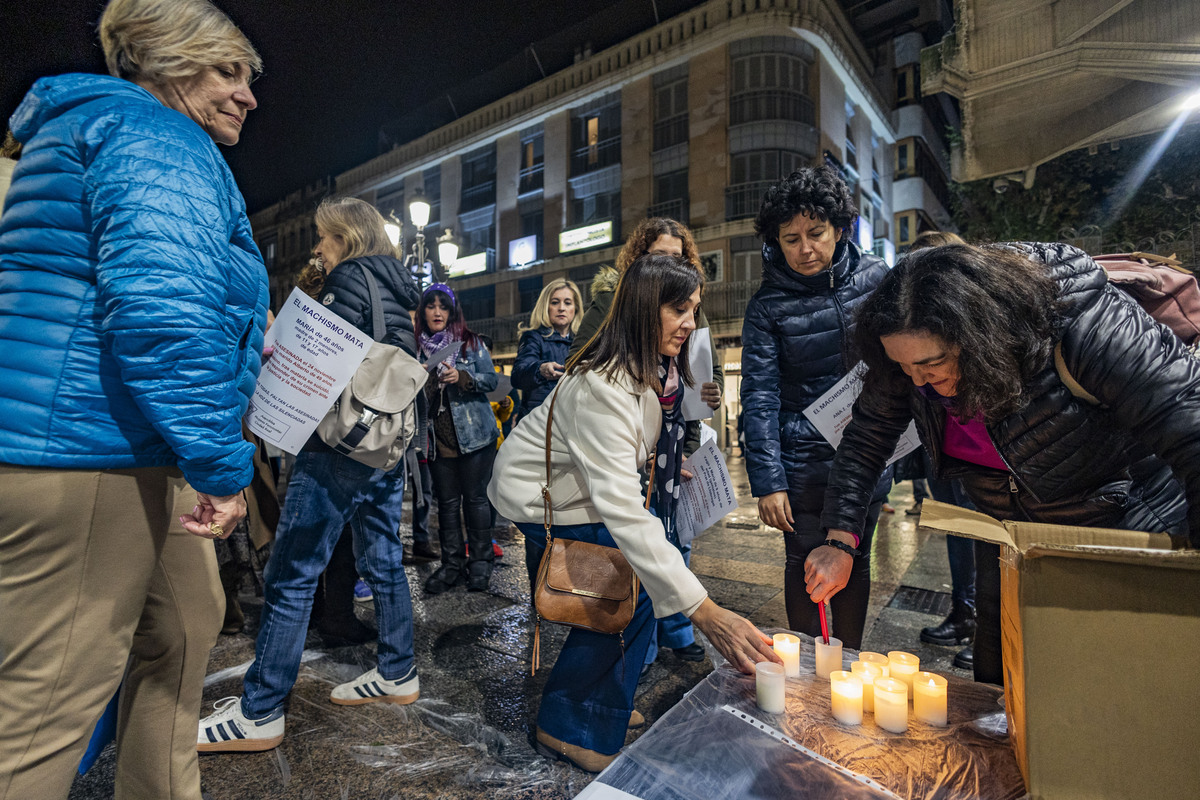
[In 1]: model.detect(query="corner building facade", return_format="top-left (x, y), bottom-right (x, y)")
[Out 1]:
top-left (255, 0), bottom-right (956, 446)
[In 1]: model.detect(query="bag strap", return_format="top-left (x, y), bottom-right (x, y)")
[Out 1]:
top-left (1053, 341), bottom-right (1101, 406)
top-left (356, 262), bottom-right (387, 343)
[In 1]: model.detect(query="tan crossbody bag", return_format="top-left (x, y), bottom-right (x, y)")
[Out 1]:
top-left (530, 383), bottom-right (644, 674)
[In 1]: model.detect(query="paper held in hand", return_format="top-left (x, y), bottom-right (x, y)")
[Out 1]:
top-left (803, 362), bottom-right (921, 465)
top-left (681, 328), bottom-right (715, 421)
top-left (675, 439), bottom-right (739, 546)
top-left (244, 288), bottom-right (370, 454)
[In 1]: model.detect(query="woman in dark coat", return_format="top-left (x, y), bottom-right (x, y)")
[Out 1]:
top-left (818, 241), bottom-right (1200, 682)
top-left (740, 166), bottom-right (891, 649)
top-left (511, 278), bottom-right (582, 417)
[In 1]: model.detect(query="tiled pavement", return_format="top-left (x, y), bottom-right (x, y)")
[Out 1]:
top-left (69, 454), bottom-right (970, 800)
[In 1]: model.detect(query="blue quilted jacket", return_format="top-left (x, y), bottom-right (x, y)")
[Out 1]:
top-left (511, 326), bottom-right (572, 416)
top-left (740, 239), bottom-right (892, 510)
top-left (0, 74), bottom-right (267, 496)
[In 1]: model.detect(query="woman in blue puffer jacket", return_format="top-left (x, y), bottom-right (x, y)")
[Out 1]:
top-left (416, 284), bottom-right (500, 594)
top-left (511, 277), bottom-right (582, 417)
top-left (740, 166), bottom-right (892, 649)
top-left (0, 1), bottom-right (265, 797)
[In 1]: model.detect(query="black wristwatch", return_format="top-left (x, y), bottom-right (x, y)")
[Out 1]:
top-left (822, 538), bottom-right (862, 558)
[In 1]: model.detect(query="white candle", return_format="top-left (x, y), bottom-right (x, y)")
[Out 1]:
top-left (912, 671), bottom-right (948, 727)
top-left (772, 633), bottom-right (801, 678)
top-left (873, 677), bottom-right (909, 733)
top-left (829, 670), bottom-right (863, 725)
top-left (887, 651), bottom-right (920, 699)
top-left (850, 660), bottom-right (884, 713)
top-left (755, 662), bottom-right (786, 714)
top-left (858, 651), bottom-right (890, 677)
top-left (814, 636), bottom-right (843, 679)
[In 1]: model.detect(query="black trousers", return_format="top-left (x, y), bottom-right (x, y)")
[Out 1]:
top-left (430, 445), bottom-right (496, 569)
top-left (782, 500), bottom-right (883, 650)
top-left (972, 540), bottom-right (1004, 684)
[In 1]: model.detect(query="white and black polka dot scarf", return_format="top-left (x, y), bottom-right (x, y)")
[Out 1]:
top-left (652, 357), bottom-right (686, 545)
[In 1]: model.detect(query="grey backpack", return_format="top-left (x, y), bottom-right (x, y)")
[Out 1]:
top-left (315, 264), bottom-right (427, 470)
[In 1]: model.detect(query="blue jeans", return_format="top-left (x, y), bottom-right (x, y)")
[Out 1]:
top-left (519, 521), bottom-right (656, 756)
top-left (926, 476), bottom-right (977, 609)
top-left (243, 450), bottom-right (414, 717)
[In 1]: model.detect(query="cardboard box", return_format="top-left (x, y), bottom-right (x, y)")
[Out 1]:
top-left (918, 500), bottom-right (1200, 800)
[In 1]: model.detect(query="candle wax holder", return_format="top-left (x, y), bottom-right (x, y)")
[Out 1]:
top-left (814, 636), bottom-right (843, 679)
top-left (755, 661), bottom-right (786, 714)
top-left (772, 633), bottom-right (801, 678)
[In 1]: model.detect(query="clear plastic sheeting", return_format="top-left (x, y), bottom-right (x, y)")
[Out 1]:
top-left (582, 632), bottom-right (1025, 800)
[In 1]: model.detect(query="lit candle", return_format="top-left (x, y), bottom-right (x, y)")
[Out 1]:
top-left (873, 677), bottom-right (909, 733)
top-left (755, 662), bottom-right (786, 714)
top-left (814, 636), bottom-right (843, 679)
top-left (912, 671), bottom-right (948, 727)
top-left (772, 633), bottom-right (801, 678)
top-left (829, 670), bottom-right (864, 725)
top-left (858, 651), bottom-right (890, 677)
top-left (850, 660), bottom-right (884, 713)
top-left (887, 651), bottom-right (920, 699)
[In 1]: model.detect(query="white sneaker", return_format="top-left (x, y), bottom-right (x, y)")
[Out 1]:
top-left (197, 697), bottom-right (285, 752)
top-left (330, 666), bottom-right (419, 706)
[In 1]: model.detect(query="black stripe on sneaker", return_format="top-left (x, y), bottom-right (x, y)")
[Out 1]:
top-left (206, 728), bottom-right (219, 743)
top-left (216, 723), bottom-right (231, 741)
top-left (368, 681), bottom-right (383, 696)
top-left (228, 721), bottom-right (244, 739)
top-left (355, 685), bottom-right (370, 698)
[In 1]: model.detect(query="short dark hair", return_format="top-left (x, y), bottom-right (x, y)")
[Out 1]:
top-left (568, 254), bottom-right (702, 394)
top-left (855, 244), bottom-right (1063, 420)
top-left (754, 165), bottom-right (857, 248)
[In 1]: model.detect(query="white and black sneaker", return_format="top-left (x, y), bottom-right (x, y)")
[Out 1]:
top-left (197, 697), bottom-right (285, 752)
top-left (330, 666), bottom-right (419, 706)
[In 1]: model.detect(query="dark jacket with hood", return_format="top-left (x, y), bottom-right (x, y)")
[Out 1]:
top-left (512, 326), bottom-right (573, 416)
top-left (741, 240), bottom-right (892, 511)
top-left (820, 242), bottom-right (1200, 546)
top-left (318, 255), bottom-right (420, 356)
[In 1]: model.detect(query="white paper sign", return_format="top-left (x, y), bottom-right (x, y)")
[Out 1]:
top-left (675, 440), bottom-right (739, 546)
top-left (244, 288), bottom-right (371, 454)
top-left (486, 373), bottom-right (512, 402)
top-left (803, 362), bottom-right (921, 466)
top-left (424, 342), bottom-right (460, 372)
top-left (681, 328), bottom-right (715, 421)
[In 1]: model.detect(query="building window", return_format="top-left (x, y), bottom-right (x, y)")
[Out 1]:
top-left (572, 190), bottom-right (620, 227)
top-left (262, 239), bottom-right (276, 268)
top-left (460, 145), bottom-right (496, 213)
top-left (729, 235), bottom-right (760, 283)
top-left (520, 129), bottom-right (544, 194)
top-left (571, 97), bottom-right (620, 175)
top-left (893, 209), bottom-right (936, 248)
top-left (729, 52), bottom-right (813, 126)
top-left (726, 150), bottom-right (803, 220)
top-left (457, 285), bottom-right (495, 321)
top-left (650, 169), bottom-right (689, 223)
top-left (895, 64), bottom-right (919, 107)
top-left (894, 137), bottom-right (951, 213)
top-left (519, 204), bottom-right (544, 257)
top-left (376, 184), bottom-right (404, 220)
top-left (518, 276), bottom-right (543, 314)
top-left (653, 72), bottom-right (689, 151)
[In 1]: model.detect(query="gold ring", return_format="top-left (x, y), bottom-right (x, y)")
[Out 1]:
top-left (209, 522), bottom-right (226, 537)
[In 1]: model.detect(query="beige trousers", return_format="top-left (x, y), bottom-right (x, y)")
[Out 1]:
top-left (0, 465), bottom-right (222, 800)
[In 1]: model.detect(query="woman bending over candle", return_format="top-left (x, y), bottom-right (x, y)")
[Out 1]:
top-left (817, 242), bottom-right (1200, 684)
top-left (490, 254), bottom-right (778, 772)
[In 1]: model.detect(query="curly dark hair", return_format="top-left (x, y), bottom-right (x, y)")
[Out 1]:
top-left (614, 218), bottom-right (700, 272)
top-left (854, 244), bottom-right (1064, 421)
top-left (753, 165), bottom-right (857, 247)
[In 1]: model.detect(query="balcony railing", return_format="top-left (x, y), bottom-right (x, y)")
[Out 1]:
top-left (702, 279), bottom-right (760, 323)
top-left (571, 135), bottom-right (621, 175)
top-left (518, 163), bottom-right (544, 194)
top-left (729, 90), bottom-right (815, 126)
top-left (470, 313), bottom-right (532, 349)
top-left (648, 197), bottom-right (689, 224)
top-left (725, 180), bottom-right (774, 221)
top-left (652, 115), bottom-right (689, 151)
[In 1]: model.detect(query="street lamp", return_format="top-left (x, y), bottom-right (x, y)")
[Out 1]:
top-left (437, 228), bottom-right (459, 273)
top-left (406, 190), bottom-right (438, 287)
top-left (383, 214), bottom-right (402, 250)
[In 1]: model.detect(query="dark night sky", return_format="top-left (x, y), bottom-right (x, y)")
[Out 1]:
top-left (2, 0), bottom-right (701, 212)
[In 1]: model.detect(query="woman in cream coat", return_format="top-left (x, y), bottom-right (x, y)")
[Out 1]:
top-left (489, 254), bottom-right (777, 772)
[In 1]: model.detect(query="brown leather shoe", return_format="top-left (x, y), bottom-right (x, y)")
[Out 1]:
top-left (535, 727), bottom-right (618, 773)
top-left (628, 709), bottom-right (645, 728)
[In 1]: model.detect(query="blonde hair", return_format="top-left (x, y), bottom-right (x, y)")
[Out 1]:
top-left (99, 0), bottom-right (262, 83)
top-left (297, 197), bottom-right (397, 298)
top-left (518, 278), bottom-right (582, 335)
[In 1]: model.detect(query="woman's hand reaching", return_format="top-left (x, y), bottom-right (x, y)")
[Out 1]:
top-left (688, 597), bottom-right (780, 674)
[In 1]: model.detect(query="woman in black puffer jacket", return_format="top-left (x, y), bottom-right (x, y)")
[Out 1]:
top-left (741, 166), bottom-right (891, 649)
top-left (818, 242), bottom-right (1200, 683)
